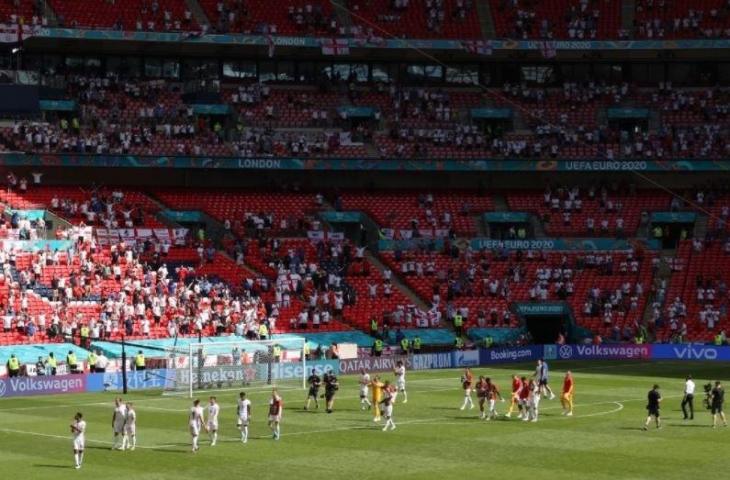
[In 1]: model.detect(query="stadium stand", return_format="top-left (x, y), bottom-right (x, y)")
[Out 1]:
top-left (50, 0), bottom-right (198, 31)
top-left (200, 0), bottom-right (337, 35)
top-left (489, 0), bottom-right (623, 39)
top-left (506, 187), bottom-right (670, 237)
top-left (1, 0), bottom-right (730, 360)
top-left (346, 0), bottom-right (483, 39)
top-left (634, 0), bottom-right (730, 39)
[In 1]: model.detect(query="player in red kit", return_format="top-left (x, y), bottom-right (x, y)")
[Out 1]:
top-left (485, 378), bottom-right (505, 420)
top-left (476, 376), bottom-right (489, 419)
top-left (268, 389), bottom-right (283, 440)
top-left (518, 376), bottom-right (531, 420)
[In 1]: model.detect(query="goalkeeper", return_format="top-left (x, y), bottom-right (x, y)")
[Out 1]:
top-left (370, 375), bottom-right (385, 422)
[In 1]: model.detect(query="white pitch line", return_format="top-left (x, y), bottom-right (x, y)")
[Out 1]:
top-left (573, 402), bottom-right (624, 418)
top-left (0, 428), bottom-right (178, 450)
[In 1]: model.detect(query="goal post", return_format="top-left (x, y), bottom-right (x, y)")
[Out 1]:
top-left (162, 337), bottom-right (307, 398)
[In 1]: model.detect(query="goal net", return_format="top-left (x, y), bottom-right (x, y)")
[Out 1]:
top-left (162, 337), bottom-right (307, 398)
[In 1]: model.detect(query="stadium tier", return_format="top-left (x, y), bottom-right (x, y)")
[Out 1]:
top-left (49, 0), bottom-right (198, 31)
top-left (0, 0), bottom-right (728, 367)
top-left (2, 10), bottom-right (730, 479)
top-left (489, 0), bottom-right (623, 39)
top-left (7, 78), bottom-right (730, 159)
top-left (0, 180), bottom-right (726, 346)
top-left (4, 0), bottom-right (730, 40)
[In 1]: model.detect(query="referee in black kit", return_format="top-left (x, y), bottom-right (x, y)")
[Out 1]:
top-left (644, 384), bottom-right (662, 430)
top-left (682, 375), bottom-right (696, 420)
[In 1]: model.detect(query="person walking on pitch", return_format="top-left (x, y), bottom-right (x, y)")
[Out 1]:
top-left (71, 412), bottom-right (86, 469)
top-left (643, 384), bottom-right (662, 430)
top-left (681, 375), bottom-right (695, 421)
top-left (561, 371), bottom-right (574, 416)
top-left (237, 392), bottom-right (252, 443)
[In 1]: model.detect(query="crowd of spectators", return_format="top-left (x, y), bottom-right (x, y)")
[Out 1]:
top-left (635, 0), bottom-right (730, 39)
top-left (6, 69), bottom-right (730, 161)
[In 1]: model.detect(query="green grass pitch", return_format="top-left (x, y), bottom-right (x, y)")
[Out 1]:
top-left (1, 360), bottom-right (728, 480)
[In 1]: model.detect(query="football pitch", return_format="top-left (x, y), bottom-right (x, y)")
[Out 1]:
top-left (1, 360), bottom-right (728, 480)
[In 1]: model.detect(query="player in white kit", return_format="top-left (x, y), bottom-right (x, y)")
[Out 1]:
top-left (527, 379), bottom-right (541, 422)
top-left (71, 412), bottom-right (86, 469)
top-left (359, 369), bottom-right (372, 410)
top-left (112, 397), bottom-right (127, 450)
top-left (394, 361), bottom-right (408, 403)
top-left (207, 397), bottom-right (220, 446)
top-left (122, 402), bottom-right (137, 450)
top-left (189, 399), bottom-right (205, 452)
top-left (237, 391), bottom-right (252, 443)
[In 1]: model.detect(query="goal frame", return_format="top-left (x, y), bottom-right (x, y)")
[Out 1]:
top-left (171, 338), bottom-right (307, 398)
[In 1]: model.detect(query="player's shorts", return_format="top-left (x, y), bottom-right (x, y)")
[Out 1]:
top-left (114, 423), bottom-right (125, 434)
top-left (325, 391), bottom-right (336, 402)
top-left (396, 379), bottom-right (406, 391)
top-left (73, 437), bottom-right (85, 451)
top-left (384, 404), bottom-right (393, 418)
top-left (711, 403), bottom-right (724, 415)
top-left (308, 388), bottom-right (319, 398)
top-left (237, 417), bottom-right (249, 427)
top-left (124, 424), bottom-right (136, 436)
top-left (488, 399), bottom-right (496, 410)
top-left (268, 414), bottom-right (281, 423)
top-left (207, 420), bottom-right (219, 431)
top-left (359, 386), bottom-right (368, 398)
top-left (647, 407), bottom-right (660, 417)
top-left (539, 379), bottom-right (548, 386)
top-left (189, 424), bottom-right (201, 436)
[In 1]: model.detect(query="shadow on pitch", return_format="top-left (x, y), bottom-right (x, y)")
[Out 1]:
top-left (34, 464), bottom-right (75, 469)
top-left (148, 448), bottom-right (190, 454)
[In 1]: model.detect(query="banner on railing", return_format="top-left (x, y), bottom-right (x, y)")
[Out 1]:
top-left (268, 360), bottom-right (339, 380)
top-left (4, 153), bottom-right (730, 173)
top-left (479, 345), bottom-right (544, 364)
top-left (543, 344), bottom-right (652, 360)
top-left (0, 239), bottom-right (74, 252)
top-left (86, 369), bottom-right (171, 392)
top-left (470, 238), bottom-right (660, 251)
top-left (0, 375), bottom-right (87, 398)
top-left (306, 231), bottom-right (345, 243)
top-left (0, 23), bottom-right (40, 43)
top-left (95, 228), bottom-right (188, 246)
top-left (338, 355), bottom-right (412, 374)
top-left (651, 344), bottom-right (730, 361)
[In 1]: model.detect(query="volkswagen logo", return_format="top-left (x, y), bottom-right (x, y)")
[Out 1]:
top-left (0, 379), bottom-right (6, 397)
top-left (559, 345), bottom-right (573, 359)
